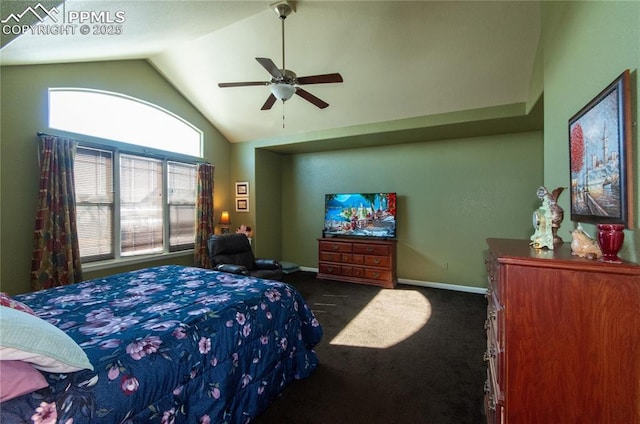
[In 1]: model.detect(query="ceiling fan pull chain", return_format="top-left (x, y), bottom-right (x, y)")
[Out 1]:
top-left (282, 101), bottom-right (286, 128)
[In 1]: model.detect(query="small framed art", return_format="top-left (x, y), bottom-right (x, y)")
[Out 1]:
top-left (568, 69), bottom-right (633, 228)
top-left (236, 182), bottom-right (249, 197)
top-left (236, 197), bottom-right (249, 212)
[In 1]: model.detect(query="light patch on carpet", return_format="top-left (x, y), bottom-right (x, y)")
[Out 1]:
top-left (330, 289), bottom-right (431, 349)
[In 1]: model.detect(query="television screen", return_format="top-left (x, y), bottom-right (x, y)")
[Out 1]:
top-left (323, 193), bottom-right (397, 238)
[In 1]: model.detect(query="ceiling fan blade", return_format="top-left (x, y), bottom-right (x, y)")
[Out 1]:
top-left (218, 81), bottom-right (269, 88)
top-left (256, 57), bottom-right (283, 79)
top-left (297, 73), bottom-right (344, 85)
top-left (261, 94), bottom-right (277, 110)
top-left (295, 88), bottom-right (329, 109)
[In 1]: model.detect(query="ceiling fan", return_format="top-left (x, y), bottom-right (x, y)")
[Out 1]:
top-left (218, 1), bottom-right (343, 111)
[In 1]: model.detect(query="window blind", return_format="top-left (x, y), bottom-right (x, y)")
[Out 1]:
top-left (74, 147), bottom-right (114, 261)
top-left (120, 154), bottom-right (163, 256)
top-left (168, 161), bottom-right (197, 250)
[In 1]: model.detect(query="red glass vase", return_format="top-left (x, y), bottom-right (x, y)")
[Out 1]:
top-left (596, 224), bottom-right (625, 263)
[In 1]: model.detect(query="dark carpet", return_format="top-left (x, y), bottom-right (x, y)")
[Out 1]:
top-left (254, 271), bottom-right (487, 424)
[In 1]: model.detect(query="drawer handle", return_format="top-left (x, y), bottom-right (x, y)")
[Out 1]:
top-left (326, 266), bottom-right (335, 272)
top-left (372, 272), bottom-right (380, 278)
top-left (332, 245), bottom-right (339, 251)
top-left (367, 247), bottom-right (374, 252)
top-left (372, 258), bottom-right (380, 264)
top-left (487, 397), bottom-right (497, 412)
top-left (483, 348), bottom-right (496, 362)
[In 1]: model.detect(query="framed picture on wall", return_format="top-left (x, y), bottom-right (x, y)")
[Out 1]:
top-left (568, 69), bottom-right (634, 228)
top-left (235, 182), bottom-right (249, 197)
top-left (236, 197), bottom-right (249, 212)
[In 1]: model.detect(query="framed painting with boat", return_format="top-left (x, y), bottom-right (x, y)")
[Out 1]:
top-left (568, 69), bottom-right (634, 228)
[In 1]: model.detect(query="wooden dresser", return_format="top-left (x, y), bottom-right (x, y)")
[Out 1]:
top-left (484, 238), bottom-right (640, 423)
top-left (317, 237), bottom-right (397, 288)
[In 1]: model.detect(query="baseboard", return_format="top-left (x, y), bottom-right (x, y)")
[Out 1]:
top-left (397, 278), bottom-right (487, 295)
top-left (299, 266), bottom-right (318, 273)
top-left (298, 267), bottom-right (487, 295)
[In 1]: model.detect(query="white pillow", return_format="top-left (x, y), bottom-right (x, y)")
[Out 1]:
top-left (0, 306), bottom-right (93, 373)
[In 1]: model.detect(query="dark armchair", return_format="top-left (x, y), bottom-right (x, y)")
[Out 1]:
top-left (207, 233), bottom-right (283, 280)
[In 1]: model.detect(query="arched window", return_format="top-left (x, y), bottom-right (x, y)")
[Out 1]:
top-left (49, 88), bottom-right (202, 157)
top-left (48, 88), bottom-right (204, 264)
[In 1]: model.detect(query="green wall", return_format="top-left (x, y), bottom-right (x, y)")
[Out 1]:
top-left (254, 149), bottom-right (283, 256)
top-left (0, 60), bottom-right (232, 294)
top-left (277, 132), bottom-right (542, 288)
top-left (542, 1), bottom-right (639, 262)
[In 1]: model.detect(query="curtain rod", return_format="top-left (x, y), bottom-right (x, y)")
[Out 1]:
top-left (37, 131), bottom-right (66, 138)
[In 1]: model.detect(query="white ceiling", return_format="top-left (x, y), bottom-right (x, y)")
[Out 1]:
top-left (1, 0), bottom-right (542, 145)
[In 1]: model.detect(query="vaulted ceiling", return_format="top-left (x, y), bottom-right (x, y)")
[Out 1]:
top-left (1, 1), bottom-right (542, 150)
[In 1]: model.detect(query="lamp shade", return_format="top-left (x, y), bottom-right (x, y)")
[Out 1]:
top-left (271, 83), bottom-right (296, 101)
top-left (219, 211), bottom-right (231, 225)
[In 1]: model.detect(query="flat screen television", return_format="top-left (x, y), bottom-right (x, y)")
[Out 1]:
top-left (323, 193), bottom-right (397, 239)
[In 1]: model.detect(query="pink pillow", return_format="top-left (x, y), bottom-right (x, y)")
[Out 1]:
top-left (0, 360), bottom-right (48, 401)
top-left (0, 293), bottom-right (36, 315)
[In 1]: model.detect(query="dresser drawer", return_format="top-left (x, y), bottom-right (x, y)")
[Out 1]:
top-left (486, 294), bottom-right (500, 345)
top-left (364, 268), bottom-right (392, 282)
top-left (484, 339), bottom-right (502, 403)
top-left (319, 263), bottom-right (342, 276)
top-left (320, 252), bottom-right (342, 262)
top-left (341, 266), bottom-right (354, 277)
top-left (364, 255), bottom-right (391, 268)
top-left (353, 243), bottom-right (390, 256)
top-left (343, 266), bottom-right (366, 278)
top-left (485, 255), bottom-right (502, 305)
top-left (484, 368), bottom-right (503, 424)
top-left (319, 241), bottom-right (352, 253)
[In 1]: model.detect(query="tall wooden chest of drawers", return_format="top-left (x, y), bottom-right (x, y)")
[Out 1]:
top-left (485, 238), bottom-right (640, 423)
top-left (317, 237), bottom-right (397, 288)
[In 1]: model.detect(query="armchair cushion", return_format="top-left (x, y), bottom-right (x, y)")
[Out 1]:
top-left (214, 263), bottom-right (249, 276)
top-left (254, 259), bottom-right (281, 270)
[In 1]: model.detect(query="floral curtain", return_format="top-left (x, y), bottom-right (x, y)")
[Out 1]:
top-left (31, 135), bottom-right (83, 290)
top-left (194, 163), bottom-right (215, 268)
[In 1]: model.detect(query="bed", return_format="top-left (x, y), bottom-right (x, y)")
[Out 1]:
top-left (0, 265), bottom-right (322, 423)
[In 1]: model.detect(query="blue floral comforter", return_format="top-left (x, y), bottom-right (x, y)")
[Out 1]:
top-left (1, 266), bottom-right (322, 423)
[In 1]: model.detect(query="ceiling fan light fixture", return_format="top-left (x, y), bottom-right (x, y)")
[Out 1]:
top-left (218, 1), bottom-right (342, 111)
top-left (271, 83), bottom-right (296, 101)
